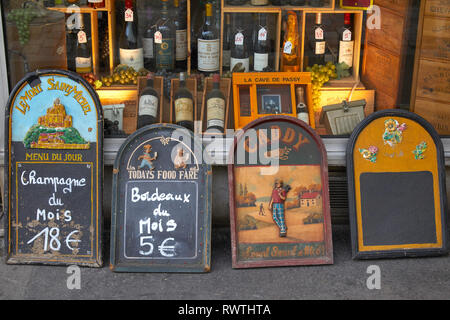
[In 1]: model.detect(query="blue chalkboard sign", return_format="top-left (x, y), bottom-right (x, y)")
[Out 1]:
top-left (4, 70), bottom-right (103, 267)
top-left (110, 124), bottom-right (212, 272)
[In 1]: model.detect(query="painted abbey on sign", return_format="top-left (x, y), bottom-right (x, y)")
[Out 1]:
top-left (228, 116), bottom-right (333, 268)
top-left (110, 124), bottom-right (212, 272)
top-left (4, 70), bottom-right (103, 267)
top-left (347, 109), bottom-right (448, 259)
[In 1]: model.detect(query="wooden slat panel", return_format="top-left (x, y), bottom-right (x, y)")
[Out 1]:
top-left (420, 16), bottom-right (450, 61)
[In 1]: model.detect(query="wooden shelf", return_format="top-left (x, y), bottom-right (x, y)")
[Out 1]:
top-left (47, 5), bottom-right (109, 14)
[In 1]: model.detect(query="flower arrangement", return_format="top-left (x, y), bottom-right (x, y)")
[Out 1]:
top-left (359, 145), bottom-right (378, 163)
top-left (413, 142), bottom-right (427, 160)
top-left (383, 119), bottom-right (407, 147)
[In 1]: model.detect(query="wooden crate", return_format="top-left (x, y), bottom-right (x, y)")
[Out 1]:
top-left (362, 0), bottom-right (415, 110)
top-left (410, 0), bottom-right (450, 135)
top-left (200, 77), bottom-right (232, 134)
top-left (48, 0), bottom-right (116, 75)
top-left (169, 77), bottom-right (198, 127)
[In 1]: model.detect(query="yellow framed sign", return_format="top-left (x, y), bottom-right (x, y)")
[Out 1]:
top-left (232, 72), bottom-right (314, 130)
top-left (347, 109), bottom-right (448, 259)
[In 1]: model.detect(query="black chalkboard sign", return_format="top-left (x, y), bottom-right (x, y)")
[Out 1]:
top-left (347, 109), bottom-right (448, 259)
top-left (4, 70), bottom-right (103, 266)
top-left (110, 124), bottom-right (212, 272)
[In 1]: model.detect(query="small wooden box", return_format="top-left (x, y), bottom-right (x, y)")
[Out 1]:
top-left (200, 77), bottom-right (232, 134)
top-left (136, 76), bottom-right (165, 123)
top-left (319, 99), bottom-right (366, 135)
top-left (169, 77), bottom-right (198, 127)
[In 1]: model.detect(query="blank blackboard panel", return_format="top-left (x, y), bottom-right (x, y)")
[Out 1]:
top-left (360, 171), bottom-right (437, 246)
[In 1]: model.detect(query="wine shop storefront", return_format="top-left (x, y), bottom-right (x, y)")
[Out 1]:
top-left (0, 0), bottom-right (449, 260)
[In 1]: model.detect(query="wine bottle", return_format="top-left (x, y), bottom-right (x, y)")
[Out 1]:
top-left (308, 0), bottom-right (324, 7)
top-left (338, 13), bottom-right (353, 74)
top-left (253, 13), bottom-right (270, 72)
top-left (88, 0), bottom-right (104, 8)
top-left (174, 0), bottom-right (188, 71)
top-left (270, 0), bottom-right (288, 5)
top-left (198, 2), bottom-right (220, 75)
top-left (251, 0), bottom-right (269, 5)
top-left (119, 0), bottom-right (144, 71)
top-left (296, 86), bottom-right (309, 124)
top-left (137, 73), bottom-right (159, 128)
top-left (65, 13), bottom-right (79, 72)
top-left (226, 0), bottom-right (247, 5)
top-left (154, 0), bottom-right (176, 72)
top-left (230, 15), bottom-right (250, 73)
top-left (75, 15), bottom-right (92, 74)
top-left (309, 13), bottom-right (326, 66)
top-left (281, 11), bottom-right (300, 72)
top-left (222, 14), bottom-right (232, 71)
top-left (143, 7), bottom-right (155, 70)
top-left (206, 74), bottom-right (226, 133)
top-left (174, 72), bottom-right (194, 131)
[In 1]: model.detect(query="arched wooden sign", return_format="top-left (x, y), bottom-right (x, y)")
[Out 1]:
top-left (110, 124), bottom-right (212, 272)
top-left (347, 109), bottom-right (448, 259)
top-left (4, 70), bottom-right (103, 266)
top-left (228, 116), bottom-right (333, 268)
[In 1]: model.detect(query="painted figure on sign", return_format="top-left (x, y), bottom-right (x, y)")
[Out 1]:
top-left (138, 144), bottom-right (157, 170)
top-left (259, 203), bottom-right (265, 216)
top-left (174, 147), bottom-right (189, 169)
top-left (268, 179), bottom-right (290, 237)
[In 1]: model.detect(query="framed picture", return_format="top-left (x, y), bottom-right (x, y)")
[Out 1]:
top-left (228, 116), bottom-right (333, 268)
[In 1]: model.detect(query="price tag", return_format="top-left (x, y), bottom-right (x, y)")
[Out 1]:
top-left (125, 8), bottom-right (134, 22)
top-left (343, 29), bottom-right (352, 41)
top-left (77, 30), bottom-right (87, 44)
top-left (154, 31), bottom-right (162, 44)
top-left (283, 41), bottom-right (292, 54)
top-left (315, 27), bottom-right (324, 40)
top-left (258, 27), bottom-right (267, 41)
top-left (235, 32), bottom-right (244, 46)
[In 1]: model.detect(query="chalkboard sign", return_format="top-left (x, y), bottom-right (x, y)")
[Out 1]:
top-left (110, 124), bottom-right (212, 272)
top-left (4, 70), bottom-right (103, 266)
top-left (228, 116), bottom-right (333, 268)
top-left (347, 109), bottom-right (448, 259)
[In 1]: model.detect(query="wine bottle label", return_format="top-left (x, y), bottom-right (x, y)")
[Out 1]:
top-left (198, 39), bottom-right (220, 72)
top-left (75, 57), bottom-right (92, 73)
top-left (139, 94), bottom-right (159, 118)
top-left (251, 0), bottom-right (269, 4)
top-left (155, 39), bottom-right (175, 69)
top-left (125, 9), bottom-right (133, 22)
top-left (223, 50), bottom-right (231, 68)
top-left (254, 52), bottom-right (268, 71)
top-left (77, 31), bottom-right (87, 44)
top-left (120, 48), bottom-right (144, 71)
top-left (315, 27), bottom-right (324, 40)
top-left (230, 57), bottom-right (249, 72)
top-left (176, 29), bottom-right (188, 61)
top-left (235, 32), bottom-right (244, 45)
top-left (207, 97), bottom-right (225, 128)
top-left (154, 31), bottom-right (162, 44)
top-left (174, 98), bottom-right (194, 122)
top-left (258, 27), bottom-right (267, 41)
top-left (343, 29), bottom-right (352, 41)
top-left (283, 41), bottom-right (293, 54)
top-left (143, 38), bottom-right (154, 59)
top-left (89, 0), bottom-right (103, 3)
top-left (315, 41), bottom-right (325, 55)
top-left (338, 40), bottom-right (354, 67)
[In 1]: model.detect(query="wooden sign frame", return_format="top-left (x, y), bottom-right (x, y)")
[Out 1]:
top-left (4, 69), bottom-right (103, 267)
top-left (232, 72), bottom-right (314, 130)
top-left (110, 123), bottom-right (212, 272)
top-left (347, 109), bottom-right (448, 259)
top-left (228, 115), bottom-right (333, 268)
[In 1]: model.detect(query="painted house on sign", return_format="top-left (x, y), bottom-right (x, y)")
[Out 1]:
top-left (300, 192), bottom-right (322, 207)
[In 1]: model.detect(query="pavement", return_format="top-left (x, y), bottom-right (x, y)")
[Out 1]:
top-left (1, 224), bottom-right (450, 300)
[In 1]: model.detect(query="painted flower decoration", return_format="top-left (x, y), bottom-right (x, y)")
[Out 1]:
top-left (383, 119), bottom-right (407, 147)
top-left (413, 142), bottom-right (427, 160)
top-left (359, 146), bottom-right (378, 163)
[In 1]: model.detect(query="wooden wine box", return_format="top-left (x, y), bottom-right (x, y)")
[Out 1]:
top-left (136, 76), bottom-right (165, 122)
top-left (200, 77), bottom-right (232, 134)
top-left (362, 0), bottom-right (415, 110)
top-left (410, 0), bottom-right (450, 135)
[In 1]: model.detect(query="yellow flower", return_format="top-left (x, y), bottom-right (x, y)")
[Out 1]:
top-left (385, 119), bottom-right (398, 132)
